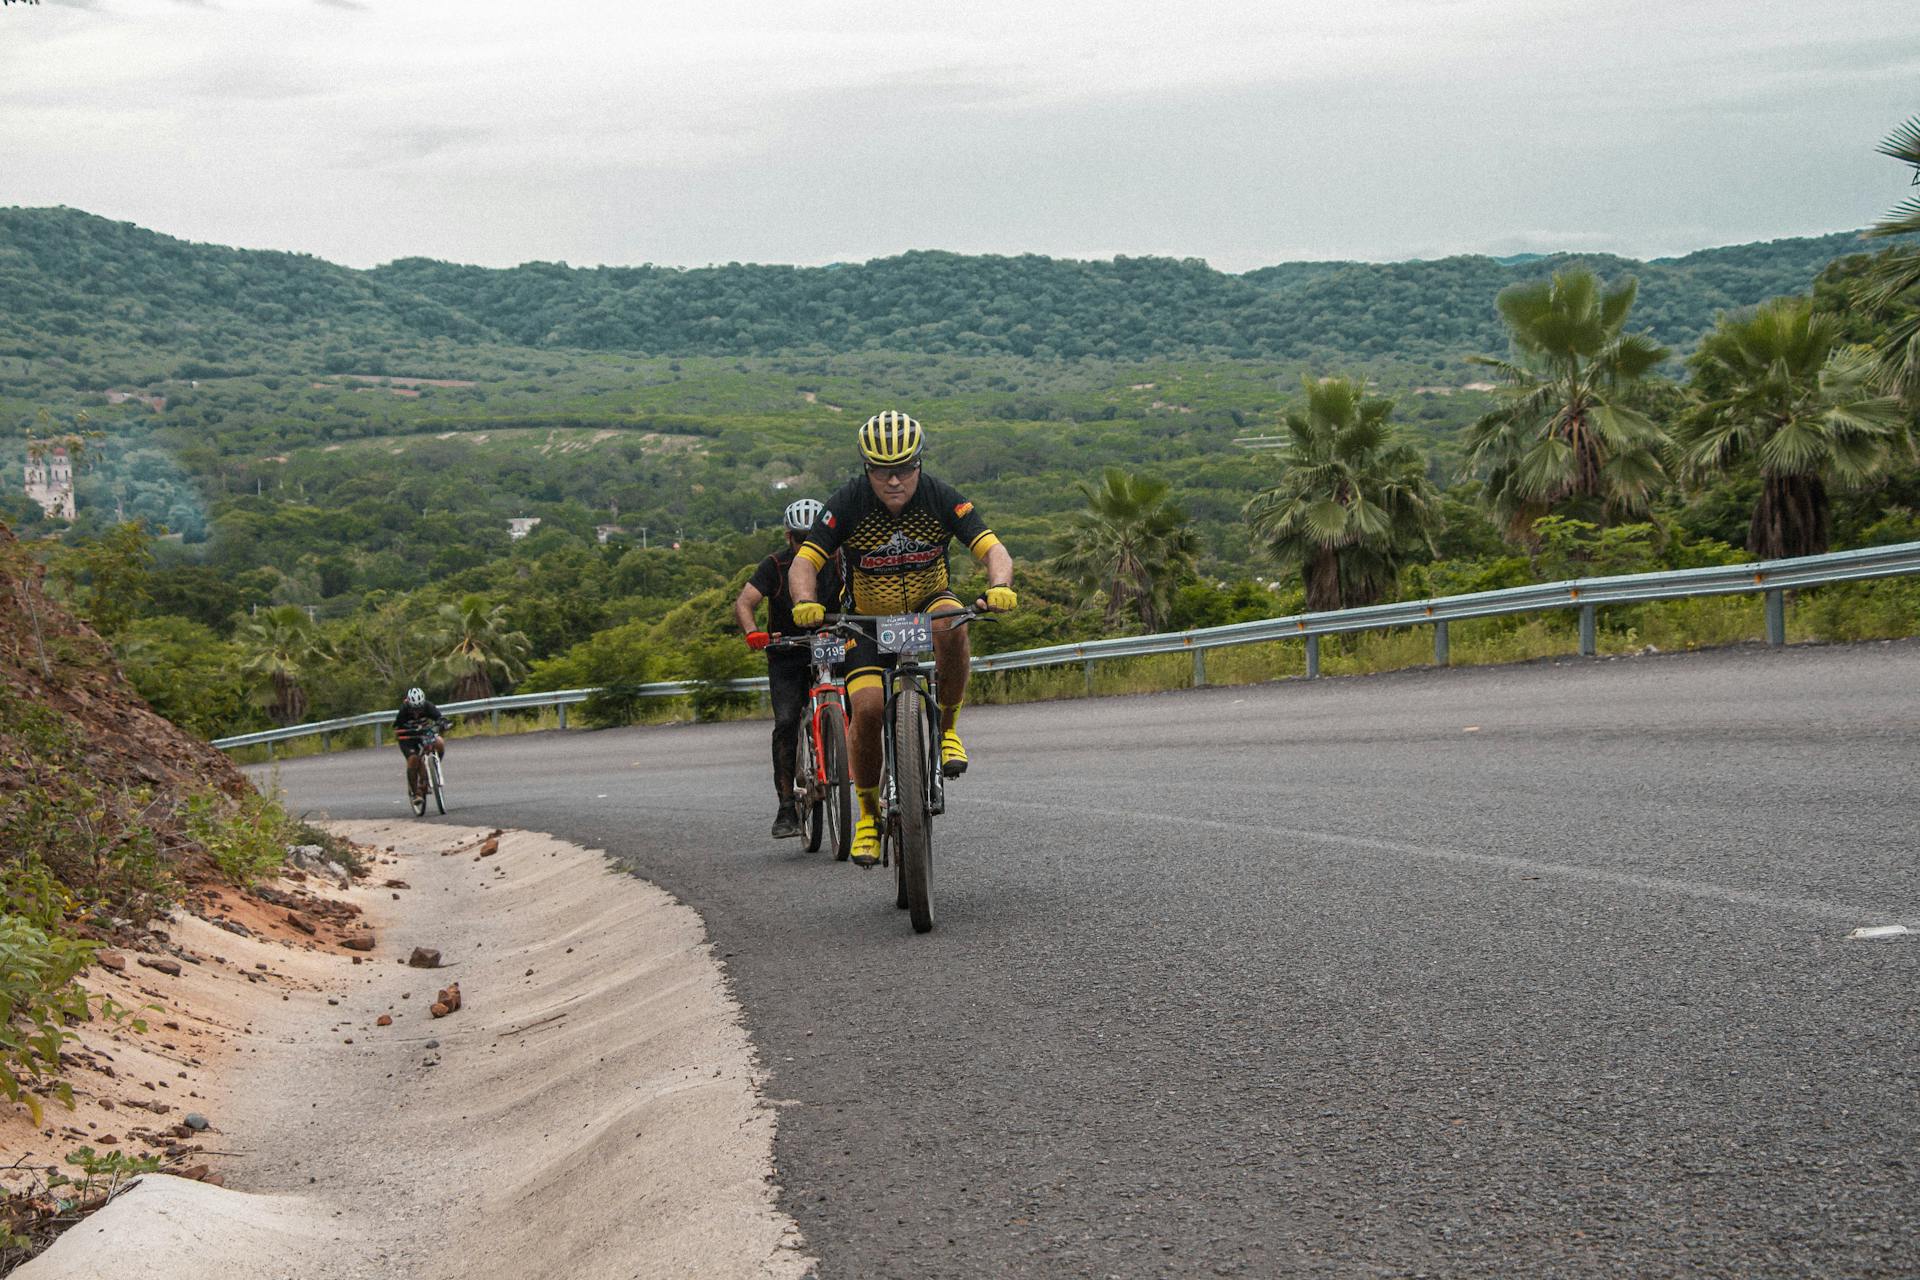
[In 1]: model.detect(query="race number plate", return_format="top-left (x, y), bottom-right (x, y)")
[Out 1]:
top-left (878, 613), bottom-right (935, 655)
top-left (810, 635), bottom-right (849, 666)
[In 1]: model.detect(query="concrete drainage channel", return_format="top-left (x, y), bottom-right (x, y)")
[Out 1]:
top-left (18, 823), bottom-right (813, 1280)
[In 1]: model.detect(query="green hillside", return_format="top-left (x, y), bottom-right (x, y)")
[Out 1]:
top-left (0, 208), bottom-right (1869, 371)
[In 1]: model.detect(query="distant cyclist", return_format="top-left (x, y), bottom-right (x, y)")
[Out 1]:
top-left (787, 411), bottom-right (1016, 865)
top-left (393, 687), bottom-right (450, 800)
top-left (734, 498), bottom-right (846, 839)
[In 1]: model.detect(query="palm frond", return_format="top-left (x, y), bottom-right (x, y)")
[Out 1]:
top-left (1875, 115), bottom-right (1920, 167)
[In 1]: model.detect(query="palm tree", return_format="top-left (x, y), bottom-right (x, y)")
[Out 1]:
top-left (1054, 468), bottom-right (1199, 631)
top-left (1864, 115), bottom-right (1920, 405)
top-left (1675, 296), bottom-right (1907, 559)
top-left (1465, 270), bottom-right (1670, 535)
top-left (429, 595), bottom-right (530, 701)
top-left (1245, 376), bottom-right (1442, 612)
top-left (236, 605), bottom-right (328, 725)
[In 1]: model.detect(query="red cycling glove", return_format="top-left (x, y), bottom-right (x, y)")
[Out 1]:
top-left (745, 631), bottom-right (770, 651)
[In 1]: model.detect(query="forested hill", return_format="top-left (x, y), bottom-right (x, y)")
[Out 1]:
top-left (0, 207), bottom-right (1870, 366)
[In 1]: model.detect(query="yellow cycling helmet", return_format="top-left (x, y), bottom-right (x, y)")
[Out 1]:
top-left (858, 410), bottom-right (923, 466)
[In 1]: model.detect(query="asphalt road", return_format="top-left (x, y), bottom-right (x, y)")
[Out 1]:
top-left (264, 643), bottom-right (1920, 1278)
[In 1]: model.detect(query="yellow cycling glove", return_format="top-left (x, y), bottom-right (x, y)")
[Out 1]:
top-left (792, 601), bottom-right (826, 628)
top-left (982, 585), bottom-right (1018, 612)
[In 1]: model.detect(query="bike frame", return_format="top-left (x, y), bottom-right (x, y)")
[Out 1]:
top-left (769, 639), bottom-right (850, 794)
top-left (826, 609), bottom-right (981, 835)
top-left (805, 669), bottom-right (848, 787)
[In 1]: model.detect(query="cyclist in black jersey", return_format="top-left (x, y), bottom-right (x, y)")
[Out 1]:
top-left (733, 497), bottom-right (845, 839)
top-left (788, 411), bottom-right (1016, 865)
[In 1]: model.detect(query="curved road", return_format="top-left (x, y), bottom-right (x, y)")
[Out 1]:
top-left (265, 643), bottom-right (1920, 1278)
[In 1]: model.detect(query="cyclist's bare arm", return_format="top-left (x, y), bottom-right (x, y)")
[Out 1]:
top-left (977, 542), bottom-right (1014, 596)
top-left (788, 555), bottom-right (820, 609)
top-left (732, 582), bottom-right (765, 635)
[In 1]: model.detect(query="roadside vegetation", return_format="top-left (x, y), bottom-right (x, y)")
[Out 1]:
top-left (0, 526), bottom-right (360, 1263)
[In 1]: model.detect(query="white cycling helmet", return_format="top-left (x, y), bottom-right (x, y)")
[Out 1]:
top-left (784, 498), bottom-right (824, 532)
top-left (405, 687), bottom-right (426, 707)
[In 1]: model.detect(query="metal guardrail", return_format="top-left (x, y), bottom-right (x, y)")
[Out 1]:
top-left (215, 540), bottom-right (1920, 754)
top-left (212, 683), bottom-right (767, 752)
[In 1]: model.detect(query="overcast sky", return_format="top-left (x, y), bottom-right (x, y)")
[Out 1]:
top-left (2, 1), bottom-right (1915, 272)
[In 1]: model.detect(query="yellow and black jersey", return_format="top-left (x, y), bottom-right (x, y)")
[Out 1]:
top-left (796, 472), bottom-right (1001, 615)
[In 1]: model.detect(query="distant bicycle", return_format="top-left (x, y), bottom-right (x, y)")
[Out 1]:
top-left (825, 607), bottom-right (989, 933)
top-left (766, 632), bottom-right (854, 860)
top-left (400, 721), bottom-right (449, 816)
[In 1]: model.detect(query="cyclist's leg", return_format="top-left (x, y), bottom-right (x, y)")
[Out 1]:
top-left (925, 592), bottom-right (970, 731)
top-left (843, 629), bottom-right (892, 864)
top-left (767, 656), bottom-right (808, 837)
top-left (400, 740), bottom-right (423, 792)
top-left (923, 591), bottom-right (972, 771)
top-left (768, 656), bottom-right (808, 798)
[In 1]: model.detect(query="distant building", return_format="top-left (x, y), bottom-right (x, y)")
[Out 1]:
top-left (507, 517), bottom-right (542, 540)
top-left (595, 524), bottom-right (627, 545)
top-left (23, 446), bottom-right (75, 521)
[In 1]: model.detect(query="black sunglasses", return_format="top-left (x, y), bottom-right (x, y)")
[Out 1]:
top-left (866, 460), bottom-right (921, 480)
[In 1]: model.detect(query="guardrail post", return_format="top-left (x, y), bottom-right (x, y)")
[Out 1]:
top-left (490, 709), bottom-right (501, 731)
top-left (1579, 604), bottom-right (1596, 657)
top-left (1765, 589), bottom-right (1785, 647)
top-left (320, 731), bottom-right (330, 754)
top-left (557, 704), bottom-right (568, 730)
top-left (266, 740), bottom-right (275, 760)
top-left (1433, 620), bottom-right (1449, 667)
top-left (1083, 660), bottom-right (1094, 696)
top-left (373, 723), bottom-right (383, 747)
top-left (1305, 635), bottom-right (1320, 679)
top-left (1192, 648), bottom-right (1207, 688)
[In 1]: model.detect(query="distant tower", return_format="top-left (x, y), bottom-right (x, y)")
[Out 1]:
top-left (23, 445), bottom-right (76, 521)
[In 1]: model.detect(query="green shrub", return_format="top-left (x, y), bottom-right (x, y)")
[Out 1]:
top-left (181, 790), bottom-right (291, 886)
top-left (684, 638), bottom-right (757, 722)
top-left (0, 914), bottom-right (98, 1124)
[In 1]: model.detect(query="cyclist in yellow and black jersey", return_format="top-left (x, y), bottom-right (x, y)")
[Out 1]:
top-left (789, 410), bottom-right (1016, 865)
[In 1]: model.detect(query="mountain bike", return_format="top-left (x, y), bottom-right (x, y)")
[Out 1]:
top-left (402, 726), bottom-right (448, 817)
top-left (826, 608), bottom-right (988, 933)
top-left (767, 633), bottom-right (854, 860)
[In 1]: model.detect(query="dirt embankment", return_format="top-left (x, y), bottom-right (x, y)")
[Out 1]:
top-left (17, 823), bottom-right (813, 1280)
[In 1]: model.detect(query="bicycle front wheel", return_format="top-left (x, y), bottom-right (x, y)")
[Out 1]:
top-left (800, 724), bottom-right (824, 852)
top-left (428, 754), bottom-right (446, 815)
top-left (821, 706), bottom-right (853, 862)
top-left (893, 685), bottom-right (934, 933)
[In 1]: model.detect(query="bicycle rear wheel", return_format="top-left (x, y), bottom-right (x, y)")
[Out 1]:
top-left (821, 706), bottom-right (853, 862)
top-left (893, 685), bottom-right (934, 933)
top-left (428, 753), bottom-right (446, 815)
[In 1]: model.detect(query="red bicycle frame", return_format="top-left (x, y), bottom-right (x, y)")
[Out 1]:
top-left (805, 675), bottom-right (849, 784)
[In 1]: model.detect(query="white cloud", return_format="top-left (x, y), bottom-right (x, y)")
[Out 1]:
top-left (0, 0), bottom-right (1913, 269)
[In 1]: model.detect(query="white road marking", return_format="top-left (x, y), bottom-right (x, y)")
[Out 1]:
top-left (1846, 924), bottom-right (1911, 940)
top-left (973, 796), bottom-right (1910, 925)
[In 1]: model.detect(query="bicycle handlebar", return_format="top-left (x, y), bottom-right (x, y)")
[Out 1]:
top-left (822, 607), bottom-right (998, 643)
